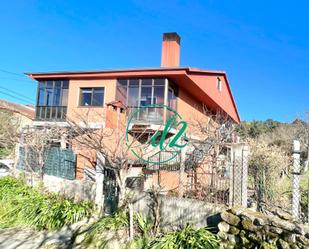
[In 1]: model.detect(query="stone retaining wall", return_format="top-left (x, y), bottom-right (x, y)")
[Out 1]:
top-left (218, 207), bottom-right (309, 249)
top-left (132, 192), bottom-right (225, 230)
top-left (16, 170), bottom-right (96, 202)
top-left (43, 174), bottom-right (96, 202)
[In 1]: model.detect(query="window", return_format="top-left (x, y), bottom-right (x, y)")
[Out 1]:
top-left (127, 80), bottom-right (139, 107)
top-left (46, 81), bottom-right (53, 106)
top-left (37, 80), bottom-right (69, 107)
top-left (140, 79), bottom-right (152, 107)
top-left (80, 87), bottom-right (105, 106)
top-left (217, 77), bottom-right (222, 92)
top-left (61, 88), bottom-right (68, 106)
top-left (38, 82), bottom-right (45, 105)
top-left (117, 79), bottom-right (127, 105)
top-left (116, 78), bottom-right (170, 107)
top-left (116, 78), bottom-right (179, 124)
top-left (168, 88), bottom-right (176, 109)
top-left (53, 81), bottom-right (61, 106)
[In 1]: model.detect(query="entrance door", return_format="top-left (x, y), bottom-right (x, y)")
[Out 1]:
top-left (103, 168), bottom-right (119, 214)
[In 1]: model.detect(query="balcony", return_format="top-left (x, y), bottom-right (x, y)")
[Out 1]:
top-left (118, 78), bottom-right (177, 128)
top-left (127, 106), bottom-right (179, 125)
top-left (127, 106), bottom-right (164, 125)
top-left (35, 106), bottom-right (67, 121)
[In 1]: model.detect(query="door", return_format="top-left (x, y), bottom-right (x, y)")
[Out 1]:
top-left (103, 168), bottom-right (119, 214)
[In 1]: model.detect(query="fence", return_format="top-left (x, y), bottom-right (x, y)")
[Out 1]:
top-left (294, 141), bottom-right (309, 223)
top-left (229, 145), bottom-right (249, 207)
top-left (142, 142), bottom-right (249, 209)
top-left (249, 140), bottom-right (309, 223)
top-left (181, 143), bottom-right (249, 207)
top-left (16, 146), bottom-right (76, 180)
top-left (183, 162), bottom-right (231, 205)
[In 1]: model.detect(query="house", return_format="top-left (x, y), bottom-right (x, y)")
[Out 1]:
top-left (25, 33), bottom-right (241, 209)
top-left (0, 99), bottom-right (35, 171)
top-left (0, 99), bottom-right (35, 126)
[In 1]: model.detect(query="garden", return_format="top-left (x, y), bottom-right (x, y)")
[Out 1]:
top-left (0, 176), bottom-right (220, 248)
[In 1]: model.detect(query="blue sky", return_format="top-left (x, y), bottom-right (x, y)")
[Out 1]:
top-left (0, 0), bottom-right (308, 122)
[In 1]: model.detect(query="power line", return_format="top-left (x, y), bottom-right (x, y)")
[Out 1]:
top-left (0, 86), bottom-right (34, 102)
top-left (0, 90), bottom-right (34, 104)
top-left (0, 69), bottom-right (36, 104)
top-left (0, 68), bottom-right (27, 78)
top-left (0, 76), bottom-right (35, 84)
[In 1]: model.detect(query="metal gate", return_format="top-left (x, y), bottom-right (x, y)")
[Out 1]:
top-left (16, 146), bottom-right (76, 180)
top-left (103, 168), bottom-right (119, 214)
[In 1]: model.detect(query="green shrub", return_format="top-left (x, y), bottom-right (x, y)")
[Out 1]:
top-left (124, 236), bottom-right (154, 249)
top-left (134, 212), bottom-right (153, 237)
top-left (149, 225), bottom-right (219, 249)
top-left (0, 147), bottom-right (12, 159)
top-left (122, 213), bottom-right (154, 249)
top-left (81, 210), bottom-right (219, 249)
top-left (0, 176), bottom-right (93, 230)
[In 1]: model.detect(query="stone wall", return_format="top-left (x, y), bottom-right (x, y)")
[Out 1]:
top-left (16, 170), bottom-right (96, 202)
top-left (132, 192), bottom-right (225, 230)
top-left (218, 207), bottom-right (309, 249)
top-left (43, 174), bottom-right (96, 202)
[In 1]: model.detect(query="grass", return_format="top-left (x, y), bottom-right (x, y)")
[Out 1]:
top-left (0, 176), bottom-right (93, 230)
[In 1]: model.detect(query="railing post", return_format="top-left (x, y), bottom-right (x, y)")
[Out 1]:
top-left (163, 78), bottom-right (169, 123)
top-left (179, 146), bottom-right (187, 197)
top-left (95, 153), bottom-right (105, 213)
top-left (229, 143), bottom-right (249, 207)
top-left (129, 202), bottom-right (134, 240)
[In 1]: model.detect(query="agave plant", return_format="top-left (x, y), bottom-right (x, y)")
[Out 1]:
top-left (83, 209), bottom-right (129, 248)
top-left (0, 176), bottom-right (93, 230)
top-left (134, 212), bottom-right (153, 236)
top-left (150, 225), bottom-right (219, 249)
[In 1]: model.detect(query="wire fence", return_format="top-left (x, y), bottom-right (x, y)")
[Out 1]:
top-left (181, 155), bottom-right (247, 207)
top-left (248, 141), bottom-right (309, 224)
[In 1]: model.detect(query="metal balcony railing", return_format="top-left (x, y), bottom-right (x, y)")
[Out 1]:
top-left (35, 106), bottom-right (67, 121)
top-left (127, 106), bottom-right (164, 125)
top-left (127, 106), bottom-right (177, 125)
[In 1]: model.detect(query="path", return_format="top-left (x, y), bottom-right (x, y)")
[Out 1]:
top-left (0, 227), bottom-right (72, 249)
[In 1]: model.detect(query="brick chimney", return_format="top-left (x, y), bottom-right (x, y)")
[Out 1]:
top-left (161, 32), bottom-right (181, 67)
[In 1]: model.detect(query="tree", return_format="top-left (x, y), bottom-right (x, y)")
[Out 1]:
top-left (248, 139), bottom-right (290, 211)
top-left (235, 120), bottom-right (280, 139)
top-left (21, 125), bottom-right (66, 178)
top-left (293, 112), bottom-right (309, 165)
top-left (66, 109), bottom-right (151, 207)
top-left (183, 107), bottom-right (235, 201)
top-left (0, 110), bottom-right (20, 158)
top-left (257, 114), bottom-right (309, 163)
top-left (191, 107), bottom-right (235, 162)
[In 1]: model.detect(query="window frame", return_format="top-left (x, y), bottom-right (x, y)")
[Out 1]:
top-left (36, 80), bottom-right (69, 107)
top-left (79, 87), bottom-right (105, 107)
top-left (217, 77), bottom-right (222, 92)
top-left (116, 78), bottom-right (175, 108)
